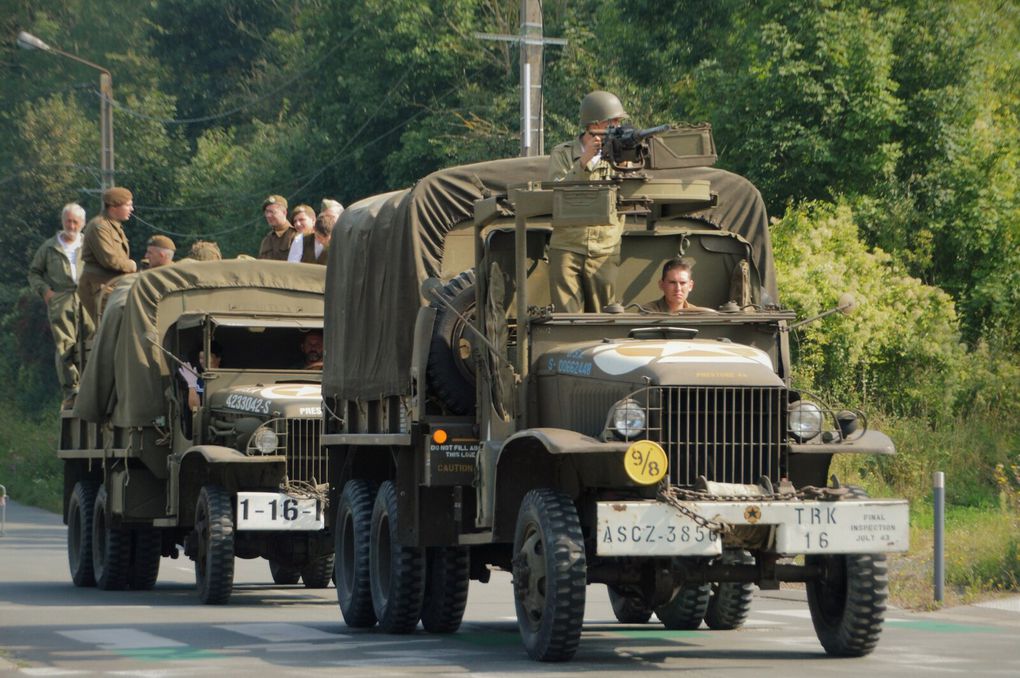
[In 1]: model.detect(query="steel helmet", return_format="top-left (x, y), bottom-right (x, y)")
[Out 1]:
top-left (579, 90), bottom-right (628, 127)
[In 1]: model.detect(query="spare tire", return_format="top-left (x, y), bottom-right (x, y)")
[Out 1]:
top-left (427, 270), bottom-right (477, 415)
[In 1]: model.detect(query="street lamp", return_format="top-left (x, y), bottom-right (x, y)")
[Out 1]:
top-left (16, 30), bottom-right (115, 193)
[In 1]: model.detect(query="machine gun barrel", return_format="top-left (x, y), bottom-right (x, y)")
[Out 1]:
top-left (631, 124), bottom-right (671, 140)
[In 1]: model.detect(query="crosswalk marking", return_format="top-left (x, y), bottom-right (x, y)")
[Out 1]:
top-left (215, 622), bottom-right (341, 642)
top-left (57, 628), bottom-right (186, 650)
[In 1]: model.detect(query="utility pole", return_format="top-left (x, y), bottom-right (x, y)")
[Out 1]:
top-left (17, 31), bottom-right (115, 195)
top-left (476, 0), bottom-right (566, 157)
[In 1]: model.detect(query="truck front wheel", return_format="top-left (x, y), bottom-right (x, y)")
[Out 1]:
top-left (92, 484), bottom-right (131, 591)
top-left (336, 479), bottom-right (377, 627)
top-left (269, 560), bottom-right (301, 585)
top-left (194, 484), bottom-right (235, 605)
top-left (67, 480), bottom-right (98, 587)
top-left (806, 486), bottom-right (888, 656)
top-left (704, 549), bottom-right (755, 630)
top-left (301, 553), bottom-right (335, 589)
top-left (608, 586), bottom-right (653, 624)
top-left (655, 583), bottom-right (711, 630)
top-left (369, 481), bottom-right (425, 633)
top-left (512, 489), bottom-right (587, 662)
top-left (806, 552), bottom-right (888, 656)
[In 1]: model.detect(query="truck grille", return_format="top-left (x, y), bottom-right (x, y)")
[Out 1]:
top-left (258, 418), bottom-right (327, 485)
top-left (638, 386), bottom-right (787, 487)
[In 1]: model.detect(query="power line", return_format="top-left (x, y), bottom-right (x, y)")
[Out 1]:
top-left (95, 38), bottom-right (348, 126)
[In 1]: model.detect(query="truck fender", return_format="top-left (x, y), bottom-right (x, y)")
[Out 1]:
top-left (487, 429), bottom-right (631, 542)
top-left (789, 430), bottom-right (896, 456)
top-left (171, 446), bottom-right (287, 525)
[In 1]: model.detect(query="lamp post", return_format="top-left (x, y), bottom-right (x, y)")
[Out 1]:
top-left (17, 31), bottom-right (115, 193)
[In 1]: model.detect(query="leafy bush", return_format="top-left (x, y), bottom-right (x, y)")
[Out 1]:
top-left (773, 199), bottom-right (964, 419)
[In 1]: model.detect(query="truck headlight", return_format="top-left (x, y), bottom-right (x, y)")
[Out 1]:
top-left (611, 398), bottom-right (646, 440)
top-left (788, 400), bottom-right (824, 442)
top-left (250, 427), bottom-right (280, 454)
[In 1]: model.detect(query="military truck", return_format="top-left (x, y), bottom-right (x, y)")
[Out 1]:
top-left (61, 259), bottom-right (332, 603)
top-left (321, 127), bottom-right (908, 661)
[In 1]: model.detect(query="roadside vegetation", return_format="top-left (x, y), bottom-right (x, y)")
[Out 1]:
top-left (1, 0), bottom-right (1017, 608)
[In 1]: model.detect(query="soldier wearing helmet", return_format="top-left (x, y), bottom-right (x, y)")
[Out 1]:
top-left (546, 90), bottom-right (628, 313)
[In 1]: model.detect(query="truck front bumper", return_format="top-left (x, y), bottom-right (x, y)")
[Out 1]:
top-left (596, 498), bottom-right (909, 557)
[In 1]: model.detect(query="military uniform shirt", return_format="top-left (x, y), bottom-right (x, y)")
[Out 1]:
top-left (259, 228), bottom-right (296, 261)
top-left (546, 137), bottom-right (624, 257)
top-left (81, 215), bottom-right (132, 277)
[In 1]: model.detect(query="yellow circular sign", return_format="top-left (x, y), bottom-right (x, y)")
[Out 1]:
top-left (623, 440), bottom-right (668, 485)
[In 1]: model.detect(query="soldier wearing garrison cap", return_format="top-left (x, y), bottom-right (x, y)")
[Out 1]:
top-left (546, 90), bottom-right (628, 313)
top-left (143, 234), bottom-right (176, 269)
top-left (78, 186), bottom-right (136, 324)
top-left (258, 194), bottom-right (295, 260)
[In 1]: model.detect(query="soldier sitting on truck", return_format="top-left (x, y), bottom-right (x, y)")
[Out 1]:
top-left (546, 90), bottom-right (629, 313)
top-left (643, 258), bottom-right (716, 313)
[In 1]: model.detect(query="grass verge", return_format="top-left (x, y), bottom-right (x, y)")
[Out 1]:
top-left (0, 407), bottom-right (61, 514)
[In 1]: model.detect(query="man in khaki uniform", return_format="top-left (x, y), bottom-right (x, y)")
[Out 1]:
top-left (257, 194), bottom-right (295, 260)
top-left (78, 187), bottom-right (136, 325)
top-left (28, 203), bottom-right (95, 408)
top-left (143, 234), bottom-right (176, 268)
top-left (645, 259), bottom-right (715, 313)
top-left (546, 90), bottom-right (628, 312)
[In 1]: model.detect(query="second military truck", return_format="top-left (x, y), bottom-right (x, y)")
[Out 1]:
top-left (321, 127), bottom-right (908, 660)
top-left (62, 259), bottom-right (332, 603)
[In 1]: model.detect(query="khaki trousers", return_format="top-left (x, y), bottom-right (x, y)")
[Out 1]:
top-left (549, 249), bottom-right (620, 313)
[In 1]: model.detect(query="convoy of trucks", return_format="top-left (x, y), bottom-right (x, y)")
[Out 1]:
top-left (56, 125), bottom-right (908, 662)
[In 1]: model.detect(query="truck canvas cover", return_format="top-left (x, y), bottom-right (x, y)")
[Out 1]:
top-left (323, 156), bottom-right (774, 402)
top-left (75, 259), bottom-right (325, 426)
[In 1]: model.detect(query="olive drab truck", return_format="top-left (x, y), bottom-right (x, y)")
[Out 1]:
top-left (61, 259), bottom-right (333, 603)
top-left (321, 126), bottom-right (909, 661)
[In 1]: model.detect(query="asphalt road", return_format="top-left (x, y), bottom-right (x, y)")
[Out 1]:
top-left (1, 499), bottom-right (1019, 677)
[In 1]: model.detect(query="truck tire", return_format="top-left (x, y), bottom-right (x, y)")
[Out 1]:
top-left (807, 486), bottom-right (888, 656)
top-left (369, 480), bottom-right (425, 633)
top-left (194, 484), bottom-right (235, 605)
top-left (427, 270), bottom-right (477, 415)
top-left (67, 480), bottom-right (98, 587)
top-left (703, 550), bottom-right (755, 630)
top-left (655, 583), bottom-right (711, 630)
top-left (421, 546), bottom-right (470, 633)
top-left (301, 553), bottom-right (335, 589)
top-left (128, 529), bottom-right (162, 591)
top-left (512, 488), bottom-right (587, 662)
top-left (608, 586), bottom-right (653, 624)
top-left (92, 485), bottom-right (131, 591)
top-left (335, 479), bottom-right (377, 627)
top-left (269, 560), bottom-right (301, 585)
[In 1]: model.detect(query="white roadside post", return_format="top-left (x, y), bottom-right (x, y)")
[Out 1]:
top-left (934, 471), bottom-right (945, 603)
